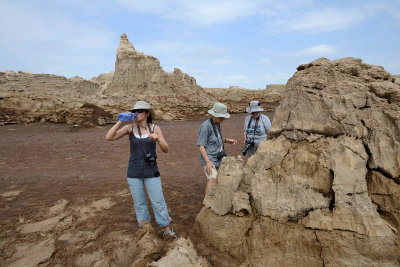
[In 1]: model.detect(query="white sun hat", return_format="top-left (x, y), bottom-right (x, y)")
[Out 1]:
top-left (130, 101), bottom-right (156, 119)
top-left (246, 100), bottom-right (264, 113)
top-left (208, 102), bottom-right (230, 118)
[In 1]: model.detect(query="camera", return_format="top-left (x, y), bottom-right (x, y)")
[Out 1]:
top-left (241, 139), bottom-right (255, 155)
top-left (216, 151), bottom-right (227, 160)
top-left (145, 153), bottom-right (157, 165)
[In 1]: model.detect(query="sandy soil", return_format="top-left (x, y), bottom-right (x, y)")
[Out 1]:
top-left (0, 112), bottom-right (273, 265)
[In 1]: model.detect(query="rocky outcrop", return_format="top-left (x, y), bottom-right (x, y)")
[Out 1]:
top-left (195, 57), bottom-right (400, 266)
top-left (2, 193), bottom-right (208, 267)
top-left (150, 238), bottom-right (210, 266)
top-left (0, 32), bottom-right (287, 126)
top-left (106, 34), bottom-right (205, 97)
top-left (395, 75), bottom-right (400, 84)
top-left (0, 34), bottom-right (218, 125)
top-left (0, 70), bottom-right (114, 126)
top-left (101, 33), bottom-right (215, 121)
top-left (205, 84), bottom-right (285, 113)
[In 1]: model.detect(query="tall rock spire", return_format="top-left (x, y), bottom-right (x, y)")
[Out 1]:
top-left (116, 33), bottom-right (140, 63)
top-left (107, 33), bottom-right (209, 98)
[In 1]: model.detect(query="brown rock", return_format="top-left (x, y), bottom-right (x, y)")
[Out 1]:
top-left (203, 157), bottom-right (244, 215)
top-left (194, 57), bottom-right (400, 266)
top-left (367, 171), bottom-right (400, 229)
top-left (150, 238), bottom-right (210, 266)
top-left (205, 84), bottom-right (285, 113)
top-left (0, 34), bottom-right (216, 124)
top-left (0, 33), bottom-right (285, 125)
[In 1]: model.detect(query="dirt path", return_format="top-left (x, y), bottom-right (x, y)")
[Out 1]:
top-left (0, 112), bottom-right (273, 265)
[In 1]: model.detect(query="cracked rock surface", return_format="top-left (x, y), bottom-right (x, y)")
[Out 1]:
top-left (194, 57), bottom-right (400, 266)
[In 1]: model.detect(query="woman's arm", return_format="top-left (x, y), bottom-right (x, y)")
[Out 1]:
top-left (224, 138), bottom-right (238, 145)
top-left (105, 121), bottom-right (130, 141)
top-left (198, 145), bottom-right (215, 175)
top-left (150, 125), bottom-right (169, 153)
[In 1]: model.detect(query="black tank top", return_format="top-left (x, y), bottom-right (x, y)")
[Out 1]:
top-left (127, 124), bottom-right (160, 178)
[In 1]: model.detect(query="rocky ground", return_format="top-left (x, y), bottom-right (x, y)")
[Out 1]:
top-left (1, 56), bottom-right (399, 266)
top-left (0, 113), bottom-right (271, 266)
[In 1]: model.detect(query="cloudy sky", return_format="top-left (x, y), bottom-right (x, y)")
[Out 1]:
top-left (1, 0), bottom-right (399, 89)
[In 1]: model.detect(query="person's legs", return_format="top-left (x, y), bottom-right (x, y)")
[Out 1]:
top-left (205, 178), bottom-right (216, 195)
top-left (144, 176), bottom-right (172, 228)
top-left (127, 177), bottom-right (151, 227)
top-left (203, 166), bottom-right (218, 195)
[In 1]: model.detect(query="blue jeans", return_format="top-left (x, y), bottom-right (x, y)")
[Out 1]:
top-left (127, 177), bottom-right (172, 227)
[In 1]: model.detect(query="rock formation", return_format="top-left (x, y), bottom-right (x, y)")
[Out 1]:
top-left (205, 84), bottom-right (285, 113)
top-left (0, 70), bottom-right (112, 126)
top-left (0, 34), bottom-right (217, 125)
top-left (194, 58), bottom-right (400, 266)
top-left (0, 33), bottom-right (286, 125)
top-left (102, 33), bottom-right (215, 121)
top-left (395, 75), bottom-right (400, 84)
top-left (1, 193), bottom-right (208, 266)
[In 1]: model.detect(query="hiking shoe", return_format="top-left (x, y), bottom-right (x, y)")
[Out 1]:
top-left (162, 226), bottom-right (177, 238)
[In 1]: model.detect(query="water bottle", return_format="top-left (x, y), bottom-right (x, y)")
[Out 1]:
top-left (118, 112), bottom-right (136, 122)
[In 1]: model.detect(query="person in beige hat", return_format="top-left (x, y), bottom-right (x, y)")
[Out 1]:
top-left (105, 101), bottom-right (176, 238)
top-left (197, 102), bottom-right (238, 195)
top-left (242, 100), bottom-right (271, 158)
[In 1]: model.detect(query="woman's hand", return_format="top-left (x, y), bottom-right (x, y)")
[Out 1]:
top-left (149, 133), bottom-right (159, 142)
top-left (225, 138), bottom-right (238, 145)
top-left (206, 161), bottom-right (215, 175)
top-left (153, 125), bottom-right (169, 153)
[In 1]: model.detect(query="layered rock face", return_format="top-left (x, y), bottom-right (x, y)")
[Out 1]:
top-left (0, 33), bottom-right (217, 125)
top-left (103, 33), bottom-right (215, 121)
top-left (195, 58), bottom-right (400, 266)
top-left (0, 33), bottom-right (286, 125)
top-left (205, 84), bottom-right (285, 113)
top-left (395, 75), bottom-right (400, 84)
top-left (0, 71), bottom-right (113, 125)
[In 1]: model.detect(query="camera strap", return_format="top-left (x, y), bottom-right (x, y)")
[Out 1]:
top-left (247, 116), bottom-right (260, 139)
top-left (136, 123), bottom-right (154, 137)
top-left (259, 114), bottom-right (269, 134)
top-left (209, 118), bottom-right (224, 151)
top-left (136, 123), bottom-right (154, 156)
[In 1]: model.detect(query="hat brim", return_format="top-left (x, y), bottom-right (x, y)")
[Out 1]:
top-left (246, 107), bottom-right (264, 113)
top-left (130, 108), bottom-right (156, 119)
top-left (208, 109), bottom-right (230, 118)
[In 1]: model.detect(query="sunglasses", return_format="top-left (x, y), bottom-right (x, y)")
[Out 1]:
top-left (134, 109), bottom-right (147, 114)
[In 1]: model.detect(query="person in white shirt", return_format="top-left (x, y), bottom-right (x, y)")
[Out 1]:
top-left (243, 101), bottom-right (271, 158)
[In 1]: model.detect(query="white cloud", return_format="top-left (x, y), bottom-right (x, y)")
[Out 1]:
top-left (137, 39), bottom-right (232, 67)
top-left (116, 0), bottom-right (258, 25)
top-left (270, 7), bottom-right (366, 33)
top-left (386, 62), bottom-right (400, 69)
top-left (115, 0), bottom-right (388, 32)
top-left (210, 58), bottom-right (232, 65)
top-left (0, 2), bottom-right (117, 77)
top-left (257, 58), bottom-right (273, 65)
top-left (268, 2), bottom-right (390, 34)
top-left (285, 45), bottom-right (335, 58)
top-left (261, 72), bottom-right (291, 85)
top-left (194, 73), bottom-right (250, 88)
top-left (391, 10), bottom-right (400, 24)
top-left (0, 2), bottom-right (116, 48)
top-left (224, 74), bottom-right (248, 82)
top-left (136, 40), bottom-right (187, 57)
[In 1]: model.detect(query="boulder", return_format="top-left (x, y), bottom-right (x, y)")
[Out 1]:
top-left (195, 57), bottom-right (400, 266)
